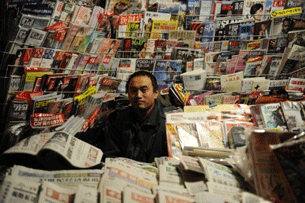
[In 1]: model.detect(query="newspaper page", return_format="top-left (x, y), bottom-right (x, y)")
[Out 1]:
top-left (152, 185), bottom-right (190, 196)
top-left (74, 184), bottom-right (97, 203)
top-left (157, 190), bottom-right (195, 203)
top-left (177, 155), bottom-right (204, 174)
top-left (206, 182), bottom-right (242, 201)
top-left (178, 167), bottom-right (207, 195)
top-left (4, 132), bottom-right (55, 155)
top-left (37, 181), bottom-right (74, 203)
top-left (123, 186), bottom-right (155, 203)
top-left (195, 192), bottom-right (239, 203)
top-left (1, 175), bottom-right (40, 203)
top-left (241, 191), bottom-right (272, 203)
top-left (104, 160), bottom-right (158, 184)
top-left (106, 157), bottom-right (158, 174)
top-left (159, 164), bottom-right (184, 186)
top-left (166, 112), bottom-right (207, 123)
top-left (10, 165), bottom-right (102, 192)
top-left (198, 158), bottom-right (240, 188)
top-left (40, 132), bottom-right (103, 168)
top-left (103, 185), bottom-right (122, 203)
top-left (98, 161), bottom-right (158, 198)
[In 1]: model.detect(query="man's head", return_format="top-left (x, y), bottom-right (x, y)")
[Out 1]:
top-left (282, 18), bottom-right (293, 34)
top-left (126, 71), bottom-right (159, 113)
top-left (297, 33), bottom-right (303, 41)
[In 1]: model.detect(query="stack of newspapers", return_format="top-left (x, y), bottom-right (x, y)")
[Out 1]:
top-left (0, 156), bottom-right (271, 203)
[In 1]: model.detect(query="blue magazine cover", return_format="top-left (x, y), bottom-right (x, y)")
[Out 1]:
top-left (153, 60), bottom-right (182, 89)
top-left (157, 2), bottom-right (181, 14)
top-left (202, 21), bottom-right (215, 42)
top-left (239, 23), bottom-right (254, 40)
top-left (187, 0), bottom-right (201, 15)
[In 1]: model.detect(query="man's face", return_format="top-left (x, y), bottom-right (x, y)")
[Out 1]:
top-left (128, 75), bottom-right (158, 112)
top-left (282, 21), bottom-right (290, 33)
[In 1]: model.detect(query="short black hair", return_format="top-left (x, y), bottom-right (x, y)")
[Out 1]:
top-left (125, 71), bottom-right (158, 93)
top-left (250, 3), bottom-right (263, 15)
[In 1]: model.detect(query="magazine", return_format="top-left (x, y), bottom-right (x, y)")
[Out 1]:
top-left (0, 131), bottom-right (103, 170)
top-left (280, 101), bottom-right (305, 132)
top-left (153, 60), bottom-right (182, 89)
top-left (259, 103), bottom-right (287, 130)
top-left (150, 20), bottom-right (178, 39)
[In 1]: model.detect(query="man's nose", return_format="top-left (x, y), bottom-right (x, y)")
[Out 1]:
top-left (136, 90), bottom-right (143, 98)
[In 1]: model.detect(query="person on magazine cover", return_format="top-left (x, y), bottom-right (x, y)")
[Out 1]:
top-left (293, 33), bottom-right (305, 47)
top-left (101, 71), bottom-right (168, 163)
top-left (279, 18), bottom-right (293, 35)
top-left (250, 3), bottom-right (263, 23)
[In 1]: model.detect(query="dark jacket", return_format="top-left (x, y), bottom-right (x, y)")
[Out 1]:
top-left (102, 99), bottom-right (168, 163)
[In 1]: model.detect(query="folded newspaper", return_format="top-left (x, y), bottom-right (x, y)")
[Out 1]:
top-left (0, 131), bottom-right (103, 170)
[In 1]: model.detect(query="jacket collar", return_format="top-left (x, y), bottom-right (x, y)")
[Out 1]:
top-left (119, 99), bottom-right (165, 126)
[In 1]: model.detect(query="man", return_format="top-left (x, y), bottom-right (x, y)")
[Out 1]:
top-left (279, 18), bottom-right (293, 35)
top-left (102, 71), bottom-right (168, 163)
top-left (293, 33), bottom-right (305, 47)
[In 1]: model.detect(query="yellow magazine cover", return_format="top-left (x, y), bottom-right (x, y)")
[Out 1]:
top-left (150, 20), bottom-right (178, 39)
top-left (126, 21), bottom-right (141, 37)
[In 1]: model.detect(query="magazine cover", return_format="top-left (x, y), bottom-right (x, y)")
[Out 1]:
top-left (150, 20), bottom-right (178, 39)
top-left (189, 21), bottom-right (205, 41)
top-left (220, 71), bottom-right (244, 93)
top-left (19, 14), bottom-right (51, 30)
top-left (187, 0), bottom-right (200, 15)
top-left (73, 6), bottom-right (91, 25)
top-left (168, 30), bottom-right (196, 49)
top-left (40, 48), bottom-right (56, 69)
top-left (259, 103), bottom-right (287, 130)
top-left (242, 0), bottom-right (265, 20)
top-left (99, 39), bottom-right (121, 57)
top-left (126, 21), bottom-right (141, 37)
top-left (202, 21), bottom-right (215, 42)
top-left (153, 60), bottom-right (182, 89)
top-left (280, 101), bottom-right (305, 132)
top-left (214, 17), bottom-right (243, 41)
top-left (157, 2), bottom-right (181, 14)
top-left (224, 21), bottom-right (240, 41)
top-left (51, 50), bottom-right (65, 70)
top-left (262, 0), bottom-right (273, 20)
top-left (253, 20), bottom-right (271, 39)
top-left (25, 29), bottom-right (47, 47)
top-left (142, 11), bottom-right (171, 38)
top-left (135, 59), bottom-right (155, 71)
top-left (271, 0), bottom-right (286, 11)
top-left (9, 26), bottom-right (30, 54)
top-left (271, 17), bottom-right (294, 36)
top-left (29, 47), bottom-right (45, 68)
top-left (244, 61), bottom-right (263, 77)
top-left (105, 0), bottom-right (142, 15)
top-left (219, 1), bottom-right (234, 18)
top-left (239, 22), bottom-right (254, 40)
top-left (287, 30), bottom-right (305, 48)
top-left (199, 0), bottom-right (213, 21)
top-left (117, 14), bottom-right (142, 38)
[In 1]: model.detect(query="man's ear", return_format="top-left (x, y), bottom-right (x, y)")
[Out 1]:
top-left (154, 90), bottom-right (159, 99)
